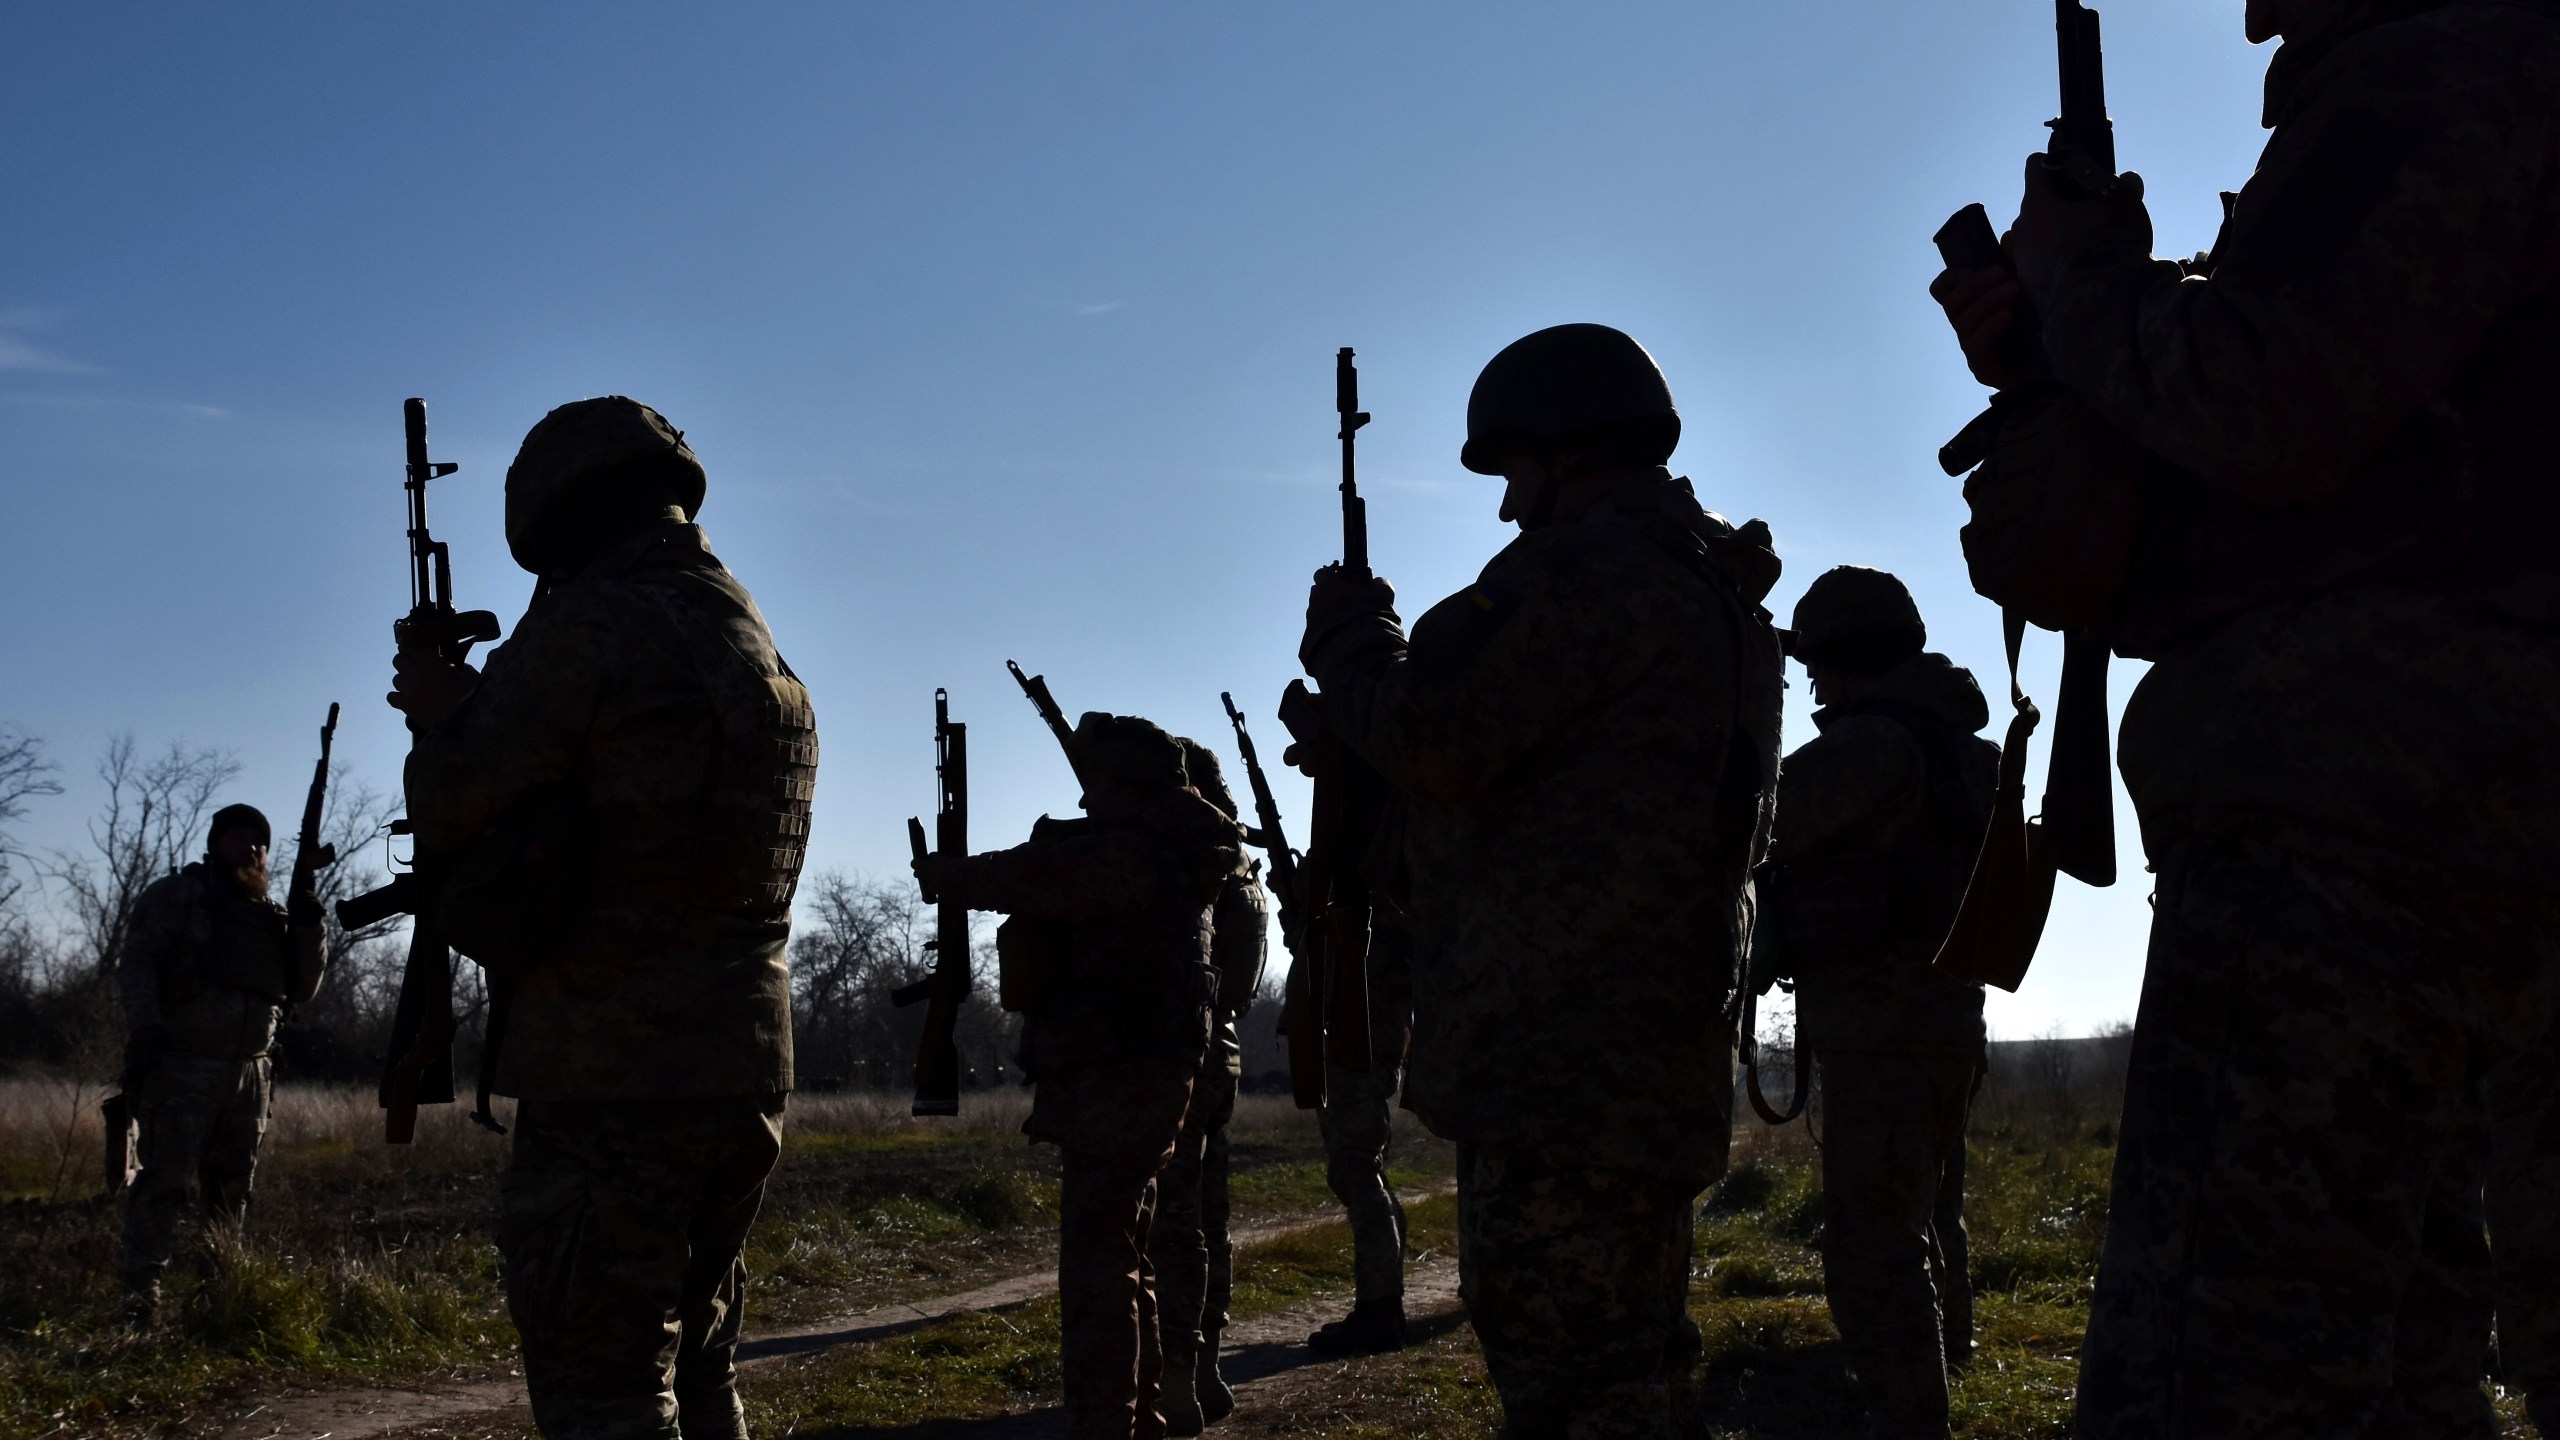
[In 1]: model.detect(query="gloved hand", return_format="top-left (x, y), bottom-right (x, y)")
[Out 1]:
top-left (287, 888), bottom-right (325, 928)
top-left (2008, 155), bottom-right (2150, 299)
top-left (910, 849), bottom-right (953, 901)
top-left (388, 645), bottom-right (481, 729)
top-left (1300, 565), bottom-right (1400, 671)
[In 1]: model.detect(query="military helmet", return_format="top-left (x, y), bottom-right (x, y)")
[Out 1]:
top-left (1460, 323), bottom-right (1681, 476)
top-left (505, 397), bottom-right (707, 573)
top-left (1788, 566), bottom-right (1926, 673)
top-left (1071, 712), bottom-right (1188, 791)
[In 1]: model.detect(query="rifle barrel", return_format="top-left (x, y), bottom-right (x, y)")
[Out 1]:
top-left (1336, 348), bottom-right (1371, 578)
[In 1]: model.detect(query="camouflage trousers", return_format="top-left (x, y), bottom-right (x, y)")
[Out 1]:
top-left (2078, 833), bottom-right (2560, 1440)
top-left (1456, 1142), bottom-right (1706, 1440)
top-left (2491, 1005), bottom-right (2560, 1413)
top-left (1149, 1064), bottom-right (1235, 1380)
top-left (1027, 1058), bottom-right (1196, 1440)
top-left (1814, 1049), bottom-right (1981, 1440)
top-left (1321, 1054), bottom-right (1406, 1303)
top-left (498, 1096), bottom-right (784, 1440)
top-left (119, 1052), bottom-right (271, 1290)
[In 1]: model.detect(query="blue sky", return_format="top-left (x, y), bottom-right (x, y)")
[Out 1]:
top-left (0, 3), bottom-right (2276, 1038)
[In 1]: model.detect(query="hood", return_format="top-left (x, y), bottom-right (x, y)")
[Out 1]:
top-left (1855, 650), bottom-right (1992, 734)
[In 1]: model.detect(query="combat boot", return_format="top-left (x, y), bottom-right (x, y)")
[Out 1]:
top-left (1159, 1337), bottom-right (1204, 1436)
top-left (1197, 1334), bottom-right (1234, 1424)
top-left (1305, 1297), bottom-right (1405, 1355)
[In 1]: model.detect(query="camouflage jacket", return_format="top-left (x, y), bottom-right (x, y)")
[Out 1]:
top-left (954, 789), bottom-right (1237, 1080)
top-left (408, 521), bottom-right (813, 1100)
top-left (2032, 0), bottom-right (2560, 883)
top-left (1300, 473), bottom-right (1785, 1181)
top-left (120, 863), bottom-right (323, 1064)
top-left (1764, 653), bottom-right (1996, 1058)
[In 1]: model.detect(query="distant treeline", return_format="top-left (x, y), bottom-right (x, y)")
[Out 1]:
top-left (0, 724), bottom-right (1037, 1094)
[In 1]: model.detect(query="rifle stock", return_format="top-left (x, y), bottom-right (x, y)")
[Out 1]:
top-left (1935, 615), bottom-right (2061, 991)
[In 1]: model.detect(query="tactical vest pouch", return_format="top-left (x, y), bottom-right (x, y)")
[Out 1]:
top-left (442, 783), bottom-right (592, 977)
top-left (1960, 393), bottom-right (2142, 632)
top-left (995, 916), bottom-right (1053, 1014)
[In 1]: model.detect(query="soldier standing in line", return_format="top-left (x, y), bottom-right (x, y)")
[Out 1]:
top-left (1932, 0), bottom-right (2560, 1431)
top-left (116, 803), bottom-right (326, 1323)
top-left (914, 713), bottom-right (1237, 1440)
top-left (1301, 914), bottom-right (1412, 1357)
top-left (1757, 567), bottom-right (1997, 1440)
top-left (1150, 738), bottom-right (1270, 1434)
top-left (389, 398), bottom-right (817, 1440)
top-left (1297, 323), bottom-right (1786, 1436)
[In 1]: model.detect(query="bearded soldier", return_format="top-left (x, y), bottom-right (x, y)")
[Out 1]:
top-left (1931, 0), bottom-right (2560, 1432)
top-left (1150, 738), bottom-right (1269, 1433)
top-left (1298, 323), bottom-right (1785, 1436)
top-left (1759, 567), bottom-right (1996, 1440)
top-left (116, 803), bottom-right (325, 1322)
top-left (388, 397), bottom-right (816, 1440)
top-left (914, 713), bottom-right (1236, 1440)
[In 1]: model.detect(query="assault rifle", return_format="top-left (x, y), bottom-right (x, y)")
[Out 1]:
top-left (339, 399), bottom-right (502, 1144)
top-left (1007, 660), bottom-right (1084, 783)
top-left (1275, 347), bottom-right (1390, 1106)
top-left (894, 690), bottom-right (970, 1116)
top-left (1933, 0), bottom-right (2122, 478)
top-left (1925, 4), bottom-right (2121, 994)
top-left (290, 704), bottom-right (342, 903)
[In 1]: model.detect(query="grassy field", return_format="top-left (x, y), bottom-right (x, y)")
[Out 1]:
top-left (3, 1058), bottom-right (2534, 1439)
top-left (0, 1078), bottom-right (1447, 1440)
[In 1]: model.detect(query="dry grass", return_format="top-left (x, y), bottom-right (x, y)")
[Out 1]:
top-left (0, 1074), bottom-right (1436, 1440)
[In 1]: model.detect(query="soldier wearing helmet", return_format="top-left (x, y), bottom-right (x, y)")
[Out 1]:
top-left (1298, 324), bottom-right (1786, 1435)
top-left (1759, 567), bottom-right (1998, 1440)
top-left (388, 397), bottom-right (816, 1440)
top-left (912, 712), bottom-right (1237, 1440)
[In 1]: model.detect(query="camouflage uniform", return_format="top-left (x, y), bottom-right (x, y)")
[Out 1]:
top-left (1319, 917), bottom-right (1412, 1313)
top-left (116, 860), bottom-right (322, 1296)
top-left (1302, 471), bottom-right (1785, 1437)
top-left (1151, 737), bottom-right (1270, 1429)
top-left (408, 400), bottom-right (814, 1440)
top-left (946, 727), bottom-right (1236, 1440)
top-left (1764, 648), bottom-right (1996, 1440)
top-left (2005, 5), bottom-right (2560, 1433)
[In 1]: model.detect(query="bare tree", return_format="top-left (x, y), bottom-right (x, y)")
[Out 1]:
top-left (0, 724), bottom-right (63, 914)
top-left (788, 870), bottom-right (1016, 1091)
top-left (43, 735), bottom-right (240, 985)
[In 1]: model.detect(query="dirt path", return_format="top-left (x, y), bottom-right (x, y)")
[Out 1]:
top-left (201, 1190), bottom-right (1458, 1440)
